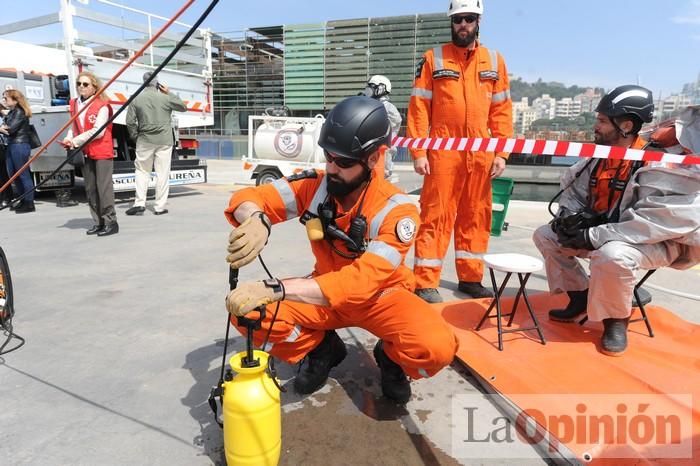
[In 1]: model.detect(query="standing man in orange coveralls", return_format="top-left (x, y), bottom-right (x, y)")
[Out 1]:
top-left (224, 96), bottom-right (458, 404)
top-left (408, 0), bottom-right (513, 303)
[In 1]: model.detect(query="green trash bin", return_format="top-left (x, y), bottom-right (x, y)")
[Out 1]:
top-left (491, 177), bottom-right (514, 237)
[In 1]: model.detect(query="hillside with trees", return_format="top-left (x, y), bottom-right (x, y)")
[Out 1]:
top-left (510, 77), bottom-right (605, 102)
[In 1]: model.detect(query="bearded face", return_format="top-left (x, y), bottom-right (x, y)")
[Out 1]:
top-left (594, 114), bottom-right (626, 146)
top-left (451, 16), bottom-right (479, 48)
top-left (327, 167), bottom-right (369, 197)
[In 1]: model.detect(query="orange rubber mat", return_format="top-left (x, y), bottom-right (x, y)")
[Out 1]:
top-left (438, 292), bottom-right (700, 465)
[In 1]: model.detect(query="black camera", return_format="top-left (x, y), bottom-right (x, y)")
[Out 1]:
top-left (555, 209), bottom-right (608, 236)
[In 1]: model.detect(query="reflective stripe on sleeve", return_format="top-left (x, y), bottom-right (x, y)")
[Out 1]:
top-left (411, 88), bottom-right (433, 100)
top-left (366, 241), bottom-right (402, 269)
top-left (492, 90), bottom-right (511, 103)
top-left (369, 193), bottom-right (414, 239)
top-left (271, 178), bottom-right (297, 220)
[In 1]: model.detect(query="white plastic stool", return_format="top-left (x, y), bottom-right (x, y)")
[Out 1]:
top-left (475, 253), bottom-right (546, 351)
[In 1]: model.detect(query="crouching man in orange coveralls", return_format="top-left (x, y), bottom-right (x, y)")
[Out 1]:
top-left (223, 96), bottom-right (459, 404)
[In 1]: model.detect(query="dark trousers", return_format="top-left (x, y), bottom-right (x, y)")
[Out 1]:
top-left (83, 158), bottom-right (117, 226)
top-left (0, 145), bottom-right (12, 203)
top-left (5, 143), bottom-right (34, 203)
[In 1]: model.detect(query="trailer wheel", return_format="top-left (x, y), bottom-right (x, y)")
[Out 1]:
top-left (256, 169), bottom-right (281, 186)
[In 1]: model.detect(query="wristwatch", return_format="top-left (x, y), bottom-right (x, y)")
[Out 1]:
top-left (253, 211), bottom-right (272, 237)
top-left (263, 278), bottom-right (285, 300)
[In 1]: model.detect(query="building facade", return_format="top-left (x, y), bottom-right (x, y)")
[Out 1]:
top-left (210, 14), bottom-right (451, 134)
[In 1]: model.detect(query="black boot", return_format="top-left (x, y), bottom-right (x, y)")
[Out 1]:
top-left (373, 340), bottom-right (411, 404)
top-left (293, 331), bottom-right (347, 395)
top-left (86, 224), bottom-right (104, 235)
top-left (415, 288), bottom-right (443, 303)
top-left (549, 290), bottom-right (588, 322)
top-left (126, 206), bottom-right (145, 216)
top-left (601, 318), bottom-right (629, 356)
top-left (97, 223), bottom-right (119, 237)
top-left (14, 201), bottom-right (36, 214)
top-left (458, 281), bottom-right (494, 299)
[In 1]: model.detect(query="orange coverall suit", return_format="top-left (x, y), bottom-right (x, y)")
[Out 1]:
top-left (588, 138), bottom-right (646, 214)
top-left (408, 41), bottom-right (513, 288)
top-left (224, 171), bottom-right (459, 379)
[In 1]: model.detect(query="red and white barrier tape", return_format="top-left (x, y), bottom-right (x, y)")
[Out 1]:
top-left (391, 136), bottom-right (700, 166)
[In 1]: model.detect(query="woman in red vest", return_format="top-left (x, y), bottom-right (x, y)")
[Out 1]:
top-left (62, 71), bottom-right (118, 236)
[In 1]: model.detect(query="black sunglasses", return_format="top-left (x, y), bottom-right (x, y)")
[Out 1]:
top-left (76, 81), bottom-right (92, 88)
top-left (451, 14), bottom-right (478, 24)
top-left (324, 150), bottom-right (361, 169)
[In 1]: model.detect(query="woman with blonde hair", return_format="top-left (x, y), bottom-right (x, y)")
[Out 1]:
top-left (0, 89), bottom-right (36, 213)
top-left (0, 102), bottom-right (12, 208)
top-left (62, 71), bottom-right (118, 236)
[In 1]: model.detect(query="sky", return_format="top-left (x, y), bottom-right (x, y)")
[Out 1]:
top-left (2, 0), bottom-right (700, 98)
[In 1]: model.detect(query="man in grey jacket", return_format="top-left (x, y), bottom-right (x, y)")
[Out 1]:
top-left (533, 103), bottom-right (700, 356)
top-left (125, 72), bottom-right (186, 215)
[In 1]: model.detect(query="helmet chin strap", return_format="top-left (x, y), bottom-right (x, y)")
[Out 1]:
top-left (360, 162), bottom-right (372, 181)
top-left (611, 116), bottom-right (631, 138)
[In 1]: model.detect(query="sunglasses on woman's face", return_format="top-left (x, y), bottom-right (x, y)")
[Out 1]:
top-left (76, 81), bottom-right (92, 88)
top-left (324, 150), bottom-right (361, 169)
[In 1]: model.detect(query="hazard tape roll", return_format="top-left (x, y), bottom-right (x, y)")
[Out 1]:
top-left (391, 136), bottom-right (700, 166)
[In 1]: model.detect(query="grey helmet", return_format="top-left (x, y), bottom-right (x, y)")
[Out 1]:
top-left (318, 96), bottom-right (391, 161)
top-left (596, 85), bottom-right (654, 124)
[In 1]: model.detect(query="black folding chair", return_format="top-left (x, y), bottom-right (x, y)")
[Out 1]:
top-left (578, 269), bottom-right (656, 337)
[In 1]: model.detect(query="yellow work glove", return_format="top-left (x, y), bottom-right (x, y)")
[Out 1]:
top-left (226, 211), bottom-right (271, 269)
top-left (225, 279), bottom-right (285, 317)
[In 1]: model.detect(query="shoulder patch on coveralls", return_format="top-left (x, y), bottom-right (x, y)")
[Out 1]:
top-left (415, 57), bottom-right (426, 78)
top-left (396, 217), bottom-right (417, 243)
top-left (286, 169), bottom-right (318, 182)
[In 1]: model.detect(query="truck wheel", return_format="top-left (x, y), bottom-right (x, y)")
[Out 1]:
top-left (256, 169), bottom-right (281, 186)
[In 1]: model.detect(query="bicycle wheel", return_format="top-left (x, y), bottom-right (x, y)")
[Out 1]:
top-left (0, 246), bottom-right (14, 327)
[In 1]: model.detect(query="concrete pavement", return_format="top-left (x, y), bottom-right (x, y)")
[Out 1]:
top-left (1, 161), bottom-right (697, 465)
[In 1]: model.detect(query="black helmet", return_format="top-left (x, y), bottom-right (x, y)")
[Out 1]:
top-left (596, 85), bottom-right (654, 124)
top-left (318, 96), bottom-right (391, 161)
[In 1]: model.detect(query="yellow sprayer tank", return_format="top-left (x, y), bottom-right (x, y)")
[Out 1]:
top-left (222, 350), bottom-right (281, 466)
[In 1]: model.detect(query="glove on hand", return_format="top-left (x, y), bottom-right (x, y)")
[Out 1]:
top-left (226, 212), bottom-right (271, 269)
top-left (550, 216), bottom-right (565, 234)
top-left (557, 228), bottom-right (594, 250)
top-left (225, 279), bottom-right (285, 317)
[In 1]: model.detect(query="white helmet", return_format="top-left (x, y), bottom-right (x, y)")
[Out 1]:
top-left (448, 0), bottom-right (484, 16)
top-left (363, 75), bottom-right (392, 98)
